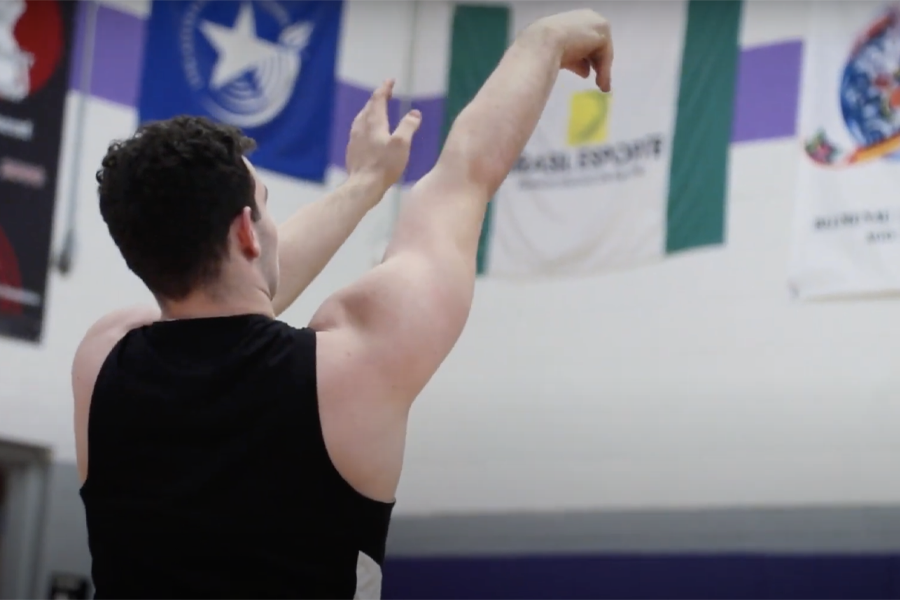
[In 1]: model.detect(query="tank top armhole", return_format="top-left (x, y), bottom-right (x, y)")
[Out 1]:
top-left (291, 326), bottom-right (395, 515)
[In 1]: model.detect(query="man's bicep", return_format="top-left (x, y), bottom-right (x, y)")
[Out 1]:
top-left (311, 251), bottom-right (473, 403)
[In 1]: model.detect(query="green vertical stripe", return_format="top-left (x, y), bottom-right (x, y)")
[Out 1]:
top-left (441, 4), bottom-right (510, 275)
top-left (666, 0), bottom-right (742, 254)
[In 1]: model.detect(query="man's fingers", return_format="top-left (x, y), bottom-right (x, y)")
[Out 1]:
top-left (374, 78), bottom-right (395, 103)
top-left (564, 58), bottom-right (591, 79)
top-left (592, 36), bottom-right (613, 92)
top-left (391, 109), bottom-right (422, 144)
top-left (352, 79), bottom-right (394, 129)
top-left (368, 78), bottom-right (395, 124)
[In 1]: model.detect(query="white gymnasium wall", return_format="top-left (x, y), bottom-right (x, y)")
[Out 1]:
top-left (2, 1), bottom-right (899, 517)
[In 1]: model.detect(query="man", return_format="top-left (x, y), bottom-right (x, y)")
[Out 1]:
top-left (72, 9), bottom-right (613, 599)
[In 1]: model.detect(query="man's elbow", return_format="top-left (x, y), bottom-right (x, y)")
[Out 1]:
top-left (426, 142), bottom-right (504, 201)
top-left (437, 117), bottom-right (511, 194)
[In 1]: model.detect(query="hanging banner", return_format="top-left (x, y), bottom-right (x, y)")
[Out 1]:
top-left (789, 2), bottom-right (900, 299)
top-left (395, 0), bottom-right (741, 278)
top-left (139, 0), bottom-right (343, 183)
top-left (0, 0), bottom-right (75, 342)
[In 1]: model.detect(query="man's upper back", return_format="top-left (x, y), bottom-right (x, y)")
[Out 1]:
top-left (79, 314), bottom-right (392, 599)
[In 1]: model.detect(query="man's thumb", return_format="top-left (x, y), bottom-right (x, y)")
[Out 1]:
top-left (391, 109), bottom-right (422, 143)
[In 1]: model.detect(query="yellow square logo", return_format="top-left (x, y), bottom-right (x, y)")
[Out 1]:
top-left (567, 90), bottom-right (611, 146)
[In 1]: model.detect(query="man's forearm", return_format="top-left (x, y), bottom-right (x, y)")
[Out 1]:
top-left (386, 27), bottom-right (564, 262)
top-left (444, 26), bottom-right (564, 196)
top-left (271, 174), bottom-right (388, 315)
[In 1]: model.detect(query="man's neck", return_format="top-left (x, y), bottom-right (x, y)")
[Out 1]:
top-left (159, 287), bottom-right (275, 322)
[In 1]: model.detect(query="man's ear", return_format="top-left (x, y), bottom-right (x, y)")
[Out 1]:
top-left (234, 207), bottom-right (261, 259)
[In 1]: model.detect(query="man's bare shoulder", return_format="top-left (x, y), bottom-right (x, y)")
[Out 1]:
top-left (72, 306), bottom-right (161, 399)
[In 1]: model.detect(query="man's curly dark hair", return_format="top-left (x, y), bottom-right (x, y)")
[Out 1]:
top-left (97, 116), bottom-right (259, 300)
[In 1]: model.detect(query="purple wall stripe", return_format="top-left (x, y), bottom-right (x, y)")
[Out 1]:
top-left (68, 1), bottom-right (88, 91)
top-left (402, 96), bottom-right (444, 183)
top-left (91, 6), bottom-right (147, 107)
top-left (71, 2), bottom-right (146, 105)
top-left (74, 3), bottom-right (803, 182)
top-left (731, 39), bottom-right (803, 144)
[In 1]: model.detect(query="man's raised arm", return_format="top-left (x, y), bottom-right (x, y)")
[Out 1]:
top-left (312, 10), bottom-right (614, 402)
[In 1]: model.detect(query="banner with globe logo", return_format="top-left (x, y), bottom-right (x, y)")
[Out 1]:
top-left (790, 2), bottom-right (900, 299)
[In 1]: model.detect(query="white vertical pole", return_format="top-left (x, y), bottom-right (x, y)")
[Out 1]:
top-left (56, 0), bottom-right (100, 275)
top-left (372, 0), bottom-right (420, 265)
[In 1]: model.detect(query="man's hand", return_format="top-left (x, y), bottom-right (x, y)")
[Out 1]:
top-left (525, 9), bottom-right (614, 92)
top-left (346, 79), bottom-right (422, 194)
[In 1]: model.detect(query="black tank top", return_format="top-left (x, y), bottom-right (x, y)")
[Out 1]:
top-left (80, 314), bottom-right (394, 599)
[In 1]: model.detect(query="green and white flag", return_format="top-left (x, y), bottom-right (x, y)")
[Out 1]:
top-left (409, 0), bottom-right (742, 277)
